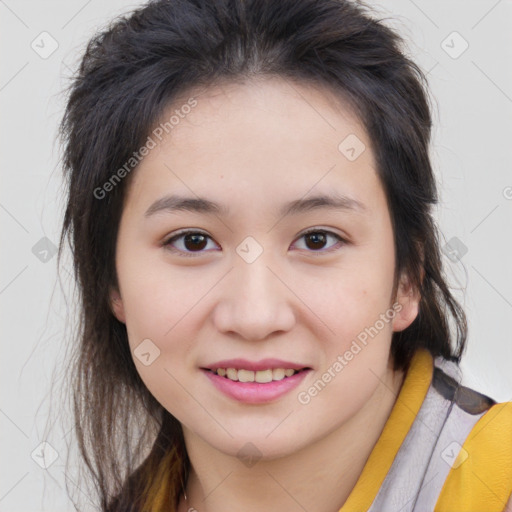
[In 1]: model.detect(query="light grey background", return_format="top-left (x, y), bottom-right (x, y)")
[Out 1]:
top-left (1, 1), bottom-right (511, 510)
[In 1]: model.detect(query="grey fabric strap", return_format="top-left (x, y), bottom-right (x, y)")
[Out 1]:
top-left (367, 356), bottom-right (495, 512)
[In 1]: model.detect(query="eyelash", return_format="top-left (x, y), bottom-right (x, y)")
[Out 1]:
top-left (162, 228), bottom-right (346, 257)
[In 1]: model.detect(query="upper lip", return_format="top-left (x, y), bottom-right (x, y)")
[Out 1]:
top-left (202, 358), bottom-right (311, 372)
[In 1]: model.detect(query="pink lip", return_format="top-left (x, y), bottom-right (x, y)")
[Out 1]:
top-left (202, 368), bottom-right (312, 404)
top-left (202, 358), bottom-right (310, 372)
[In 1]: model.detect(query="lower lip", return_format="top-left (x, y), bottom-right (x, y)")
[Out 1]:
top-left (202, 369), bottom-right (311, 404)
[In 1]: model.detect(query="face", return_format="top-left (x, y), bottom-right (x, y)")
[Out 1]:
top-left (110, 77), bottom-right (419, 459)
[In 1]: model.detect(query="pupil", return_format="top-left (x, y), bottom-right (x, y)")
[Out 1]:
top-left (306, 232), bottom-right (326, 250)
top-left (184, 234), bottom-right (207, 251)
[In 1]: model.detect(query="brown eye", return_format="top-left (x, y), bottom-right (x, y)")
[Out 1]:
top-left (304, 232), bottom-right (328, 250)
top-left (182, 233), bottom-right (207, 251)
top-left (293, 229), bottom-right (345, 253)
top-left (163, 230), bottom-right (219, 256)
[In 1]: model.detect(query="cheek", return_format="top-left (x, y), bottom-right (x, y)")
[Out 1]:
top-left (118, 251), bottom-right (200, 341)
top-left (310, 251), bottom-right (396, 361)
top-left (307, 269), bottom-right (397, 417)
top-left (321, 260), bottom-right (394, 330)
top-left (118, 262), bottom-right (199, 409)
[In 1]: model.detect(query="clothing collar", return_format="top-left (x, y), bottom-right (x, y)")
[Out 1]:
top-left (339, 347), bottom-right (434, 511)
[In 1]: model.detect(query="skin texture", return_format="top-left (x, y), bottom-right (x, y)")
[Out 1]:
top-left (110, 77), bottom-right (420, 512)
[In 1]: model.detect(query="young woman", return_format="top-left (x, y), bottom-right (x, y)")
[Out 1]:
top-left (58, 0), bottom-right (512, 510)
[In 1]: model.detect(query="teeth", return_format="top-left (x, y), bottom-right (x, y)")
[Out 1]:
top-left (226, 368), bottom-right (238, 381)
top-left (255, 369), bottom-right (273, 383)
top-left (272, 368), bottom-right (285, 380)
top-left (238, 369), bottom-right (254, 382)
top-left (215, 367), bottom-right (300, 382)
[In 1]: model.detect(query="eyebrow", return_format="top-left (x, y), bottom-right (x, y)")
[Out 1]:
top-left (144, 192), bottom-right (367, 218)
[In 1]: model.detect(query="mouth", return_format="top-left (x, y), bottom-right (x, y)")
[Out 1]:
top-left (201, 365), bottom-right (312, 404)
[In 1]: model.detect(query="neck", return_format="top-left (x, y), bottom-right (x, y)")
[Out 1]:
top-left (178, 359), bottom-right (404, 512)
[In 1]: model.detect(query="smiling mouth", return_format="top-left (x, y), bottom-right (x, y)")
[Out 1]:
top-left (203, 367), bottom-right (311, 383)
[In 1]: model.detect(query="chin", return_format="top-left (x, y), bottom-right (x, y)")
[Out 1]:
top-left (208, 430), bottom-right (307, 462)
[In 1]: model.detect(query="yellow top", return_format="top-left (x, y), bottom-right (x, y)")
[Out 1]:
top-left (339, 348), bottom-right (512, 511)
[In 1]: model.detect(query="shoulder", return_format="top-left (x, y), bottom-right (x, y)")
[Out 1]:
top-left (434, 373), bottom-right (512, 512)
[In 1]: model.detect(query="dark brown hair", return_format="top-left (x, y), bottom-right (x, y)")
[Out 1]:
top-left (58, 0), bottom-right (467, 510)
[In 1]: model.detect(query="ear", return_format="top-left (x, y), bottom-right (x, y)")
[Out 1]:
top-left (109, 287), bottom-right (126, 324)
top-left (391, 272), bottom-right (421, 333)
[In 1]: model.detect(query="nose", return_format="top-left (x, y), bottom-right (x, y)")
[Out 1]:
top-left (213, 257), bottom-right (296, 341)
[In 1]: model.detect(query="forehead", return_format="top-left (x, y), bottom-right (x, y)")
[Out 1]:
top-left (164, 76), bottom-right (368, 155)
top-left (126, 76), bottom-right (384, 215)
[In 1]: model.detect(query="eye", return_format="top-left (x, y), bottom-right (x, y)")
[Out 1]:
top-left (292, 228), bottom-right (345, 254)
top-left (163, 228), bottom-right (346, 257)
top-left (163, 230), bottom-right (219, 257)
